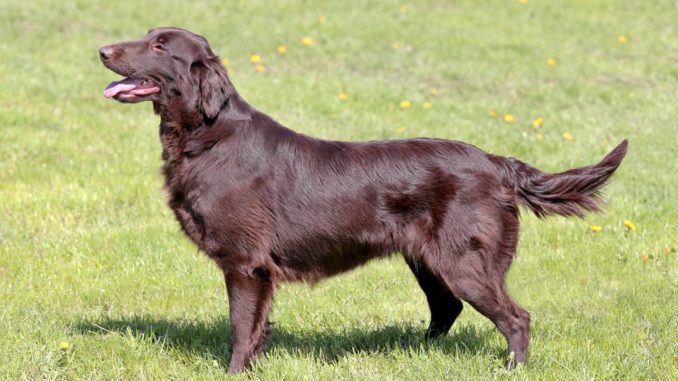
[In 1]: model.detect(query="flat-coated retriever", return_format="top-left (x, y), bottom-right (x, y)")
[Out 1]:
top-left (99, 27), bottom-right (627, 373)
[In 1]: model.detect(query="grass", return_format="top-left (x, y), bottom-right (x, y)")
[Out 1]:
top-left (1, 0), bottom-right (676, 379)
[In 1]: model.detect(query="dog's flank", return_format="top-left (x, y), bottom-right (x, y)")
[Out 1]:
top-left (100, 27), bottom-right (628, 374)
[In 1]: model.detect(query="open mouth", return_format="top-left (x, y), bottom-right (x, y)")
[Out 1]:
top-left (103, 78), bottom-right (160, 101)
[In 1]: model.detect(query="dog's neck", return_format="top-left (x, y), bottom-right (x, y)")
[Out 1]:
top-left (155, 92), bottom-right (253, 166)
top-left (153, 97), bottom-right (203, 129)
top-left (154, 90), bottom-right (251, 128)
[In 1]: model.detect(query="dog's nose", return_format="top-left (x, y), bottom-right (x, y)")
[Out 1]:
top-left (99, 46), bottom-right (114, 61)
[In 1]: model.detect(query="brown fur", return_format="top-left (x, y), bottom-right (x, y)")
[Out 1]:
top-left (99, 27), bottom-right (628, 373)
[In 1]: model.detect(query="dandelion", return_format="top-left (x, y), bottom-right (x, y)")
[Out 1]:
top-left (618, 35), bottom-right (628, 44)
top-left (221, 58), bottom-right (230, 66)
top-left (400, 100), bottom-right (412, 109)
top-left (518, 0), bottom-right (528, 4)
top-left (59, 341), bottom-right (69, 351)
top-left (488, 111), bottom-right (498, 118)
top-left (338, 93), bottom-right (348, 101)
top-left (302, 37), bottom-right (313, 46)
top-left (535, 133), bottom-right (544, 141)
top-left (255, 64), bottom-right (266, 73)
top-left (562, 132), bottom-right (574, 141)
top-left (547, 58), bottom-right (557, 66)
top-left (623, 220), bottom-right (637, 231)
top-left (277, 46), bottom-right (287, 55)
top-left (533, 117), bottom-right (544, 129)
top-left (319, 15), bottom-right (327, 23)
top-left (589, 225), bottom-right (603, 233)
top-left (400, 5), bottom-right (409, 13)
top-left (249, 54), bottom-right (261, 64)
top-left (641, 254), bottom-right (649, 262)
top-left (430, 88), bottom-right (438, 97)
top-left (504, 114), bottom-right (514, 123)
top-left (422, 101), bottom-right (432, 109)
top-left (397, 127), bottom-right (406, 133)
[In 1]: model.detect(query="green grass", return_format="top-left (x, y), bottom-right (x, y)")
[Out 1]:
top-left (1, 0), bottom-right (676, 379)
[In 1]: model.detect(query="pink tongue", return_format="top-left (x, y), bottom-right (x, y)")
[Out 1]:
top-left (103, 78), bottom-right (144, 98)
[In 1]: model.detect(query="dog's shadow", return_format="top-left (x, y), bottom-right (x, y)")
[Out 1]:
top-left (74, 315), bottom-right (500, 367)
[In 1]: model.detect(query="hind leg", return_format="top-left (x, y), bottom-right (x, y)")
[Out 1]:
top-left (436, 248), bottom-right (531, 368)
top-left (406, 258), bottom-right (463, 340)
top-left (460, 276), bottom-right (530, 368)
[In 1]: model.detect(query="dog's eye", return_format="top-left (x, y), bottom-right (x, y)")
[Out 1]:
top-left (152, 43), bottom-right (165, 52)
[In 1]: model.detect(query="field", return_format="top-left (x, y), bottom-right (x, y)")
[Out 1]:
top-left (1, 0), bottom-right (676, 379)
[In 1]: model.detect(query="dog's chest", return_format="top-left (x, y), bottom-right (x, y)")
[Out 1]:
top-left (159, 143), bottom-right (245, 258)
top-left (163, 165), bottom-right (204, 244)
top-left (158, 129), bottom-right (211, 250)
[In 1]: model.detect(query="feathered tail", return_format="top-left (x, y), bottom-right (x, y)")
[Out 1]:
top-left (504, 140), bottom-right (628, 218)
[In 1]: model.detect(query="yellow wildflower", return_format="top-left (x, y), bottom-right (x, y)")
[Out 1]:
top-left (221, 58), bottom-right (230, 66)
top-left (518, 0), bottom-right (528, 4)
top-left (249, 54), bottom-right (261, 64)
top-left (302, 37), bottom-right (313, 46)
top-left (397, 127), bottom-right (406, 133)
top-left (59, 341), bottom-right (69, 351)
top-left (330, 113), bottom-right (338, 119)
top-left (504, 114), bottom-right (514, 123)
top-left (535, 133), bottom-right (544, 141)
top-left (338, 93), bottom-right (348, 101)
top-left (422, 101), bottom-right (432, 109)
top-left (277, 46), bottom-right (287, 55)
top-left (488, 111), bottom-right (498, 118)
top-left (400, 5), bottom-right (409, 13)
top-left (533, 117), bottom-right (544, 129)
top-left (547, 58), bottom-right (557, 66)
top-left (618, 35), bottom-right (628, 44)
top-left (430, 88), bottom-right (438, 97)
top-left (319, 15), bottom-right (327, 24)
top-left (623, 220), bottom-right (637, 231)
top-left (641, 254), bottom-right (649, 262)
top-left (562, 132), bottom-right (574, 141)
top-left (589, 225), bottom-right (603, 233)
top-left (400, 100), bottom-right (412, 109)
top-left (255, 64), bottom-right (266, 73)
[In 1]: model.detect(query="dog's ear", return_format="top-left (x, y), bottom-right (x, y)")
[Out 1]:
top-left (192, 58), bottom-right (233, 119)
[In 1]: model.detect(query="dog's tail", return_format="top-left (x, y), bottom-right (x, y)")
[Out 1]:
top-left (501, 140), bottom-right (628, 218)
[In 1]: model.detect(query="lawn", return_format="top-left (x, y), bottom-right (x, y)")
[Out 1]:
top-left (1, 0), bottom-right (676, 379)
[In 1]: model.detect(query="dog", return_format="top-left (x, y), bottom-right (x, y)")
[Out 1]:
top-left (99, 27), bottom-right (627, 373)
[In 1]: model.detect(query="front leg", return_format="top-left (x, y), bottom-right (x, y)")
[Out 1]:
top-left (225, 267), bottom-right (276, 374)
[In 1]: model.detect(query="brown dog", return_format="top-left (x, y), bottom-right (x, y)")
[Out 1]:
top-left (100, 27), bottom-right (627, 373)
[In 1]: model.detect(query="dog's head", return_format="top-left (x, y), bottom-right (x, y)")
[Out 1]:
top-left (99, 27), bottom-right (232, 119)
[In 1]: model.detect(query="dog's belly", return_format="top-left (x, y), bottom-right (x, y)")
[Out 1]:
top-left (170, 196), bottom-right (391, 282)
top-left (271, 236), bottom-right (393, 282)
